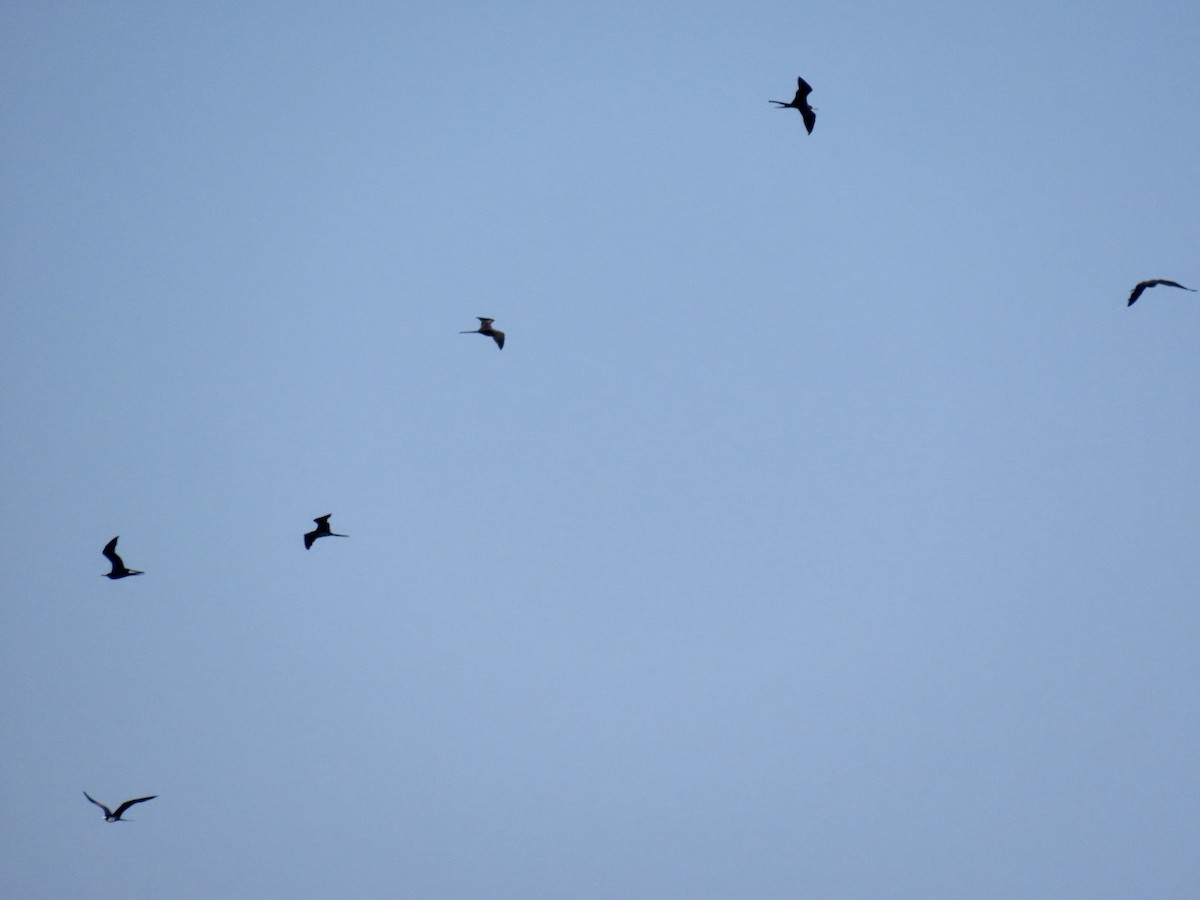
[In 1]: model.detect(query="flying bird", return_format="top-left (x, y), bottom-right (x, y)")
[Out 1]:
top-left (1126, 279), bottom-right (1196, 306)
top-left (304, 514), bottom-right (348, 550)
top-left (770, 76), bottom-right (816, 134)
top-left (102, 536), bottom-right (143, 579)
top-left (83, 792), bottom-right (157, 822)
top-left (460, 317), bottom-right (505, 350)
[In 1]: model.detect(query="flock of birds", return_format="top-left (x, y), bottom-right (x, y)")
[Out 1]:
top-left (82, 75), bottom-right (1192, 825)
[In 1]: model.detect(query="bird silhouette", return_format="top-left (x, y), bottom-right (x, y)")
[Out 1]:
top-left (304, 514), bottom-right (348, 550)
top-left (101, 536), bottom-right (143, 579)
top-left (84, 792), bottom-right (156, 822)
top-left (460, 317), bottom-right (505, 350)
top-left (770, 76), bottom-right (816, 134)
top-left (1126, 279), bottom-right (1196, 306)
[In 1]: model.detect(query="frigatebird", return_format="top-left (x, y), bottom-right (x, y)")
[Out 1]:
top-left (1126, 279), bottom-right (1196, 306)
top-left (304, 514), bottom-right (348, 550)
top-left (770, 76), bottom-right (816, 134)
top-left (460, 317), bottom-right (505, 350)
top-left (102, 536), bottom-right (143, 579)
top-left (83, 792), bottom-right (157, 822)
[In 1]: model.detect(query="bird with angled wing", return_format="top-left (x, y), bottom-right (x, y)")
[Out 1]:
top-left (101, 536), bottom-right (143, 579)
top-left (304, 514), bottom-right (348, 550)
top-left (84, 792), bottom-right (157, 822)
top-left (1126, 279), bottom-right (1196, 306)
top-left (460, 317), bottom-right (505, 350)
top-left (770, 75), bottom-right (816, 134)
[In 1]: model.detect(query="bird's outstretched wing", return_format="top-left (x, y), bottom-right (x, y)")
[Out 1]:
top-left (102, 537), bottom-right (123, 567)
top-left (801, 107), bottom-right (816, 134)
top-left (112, 796), bottom-right (157, 818)
top-left (313, 515), bottom-right (332, 527)
top-left (477, 317), bottom-right (494, 327)
top-left (83, 792), bottom-right (112, 817)
top-left (794, 76), bottom-right (813, 102)
top-left (492, 331), bottom-right (505, 350)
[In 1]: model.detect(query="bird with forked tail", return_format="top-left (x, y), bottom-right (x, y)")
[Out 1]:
top-left (460, 317), bottom-right (505, 350)
top-left (770, 76), bottom-right (816, 134)
top-left (304, 514), bottom-right (348, 550)
top-left (102, 536), bottom-right (143, 579)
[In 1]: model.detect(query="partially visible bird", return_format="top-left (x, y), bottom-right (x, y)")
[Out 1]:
top-left (101, 536), bottom-right (143, 579)
top-left (1126, 279), bottom-right (1196, 306)
top-left (460, 317), bottom-right (505, 350)
top-left (304, 514), bottom-right (348, 550)
top-left (770, 76), bottom-right (816, 134)
top-left (84, 792), bottom-right (157, 822)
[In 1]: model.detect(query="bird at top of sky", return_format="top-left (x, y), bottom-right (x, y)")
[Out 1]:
top-left (1126, 279), bottom-right (1196, 306)
top-left (101, 536), bottom-right (143, 579)
top-left (83, 792), bottom-right (157, 822)
top-left (770, 76), bottom-right (816, 134)
top-left (460, 317), bottom-right (505, 350)
top-left (304, 514), bottom-right (348, 550)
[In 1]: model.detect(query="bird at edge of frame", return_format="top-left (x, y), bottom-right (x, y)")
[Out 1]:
top-left (83, 792), bottom-right (156, 822)
top-left (770, 75), bottom-right (816, 134)
top-left (1126, 279), bottom-right (1196, 306)
top-left (304, 514), bottom-right (348, 550)
top-left (101, 536), bottom-right (143, 579)
top-left (460, 317), bottom-right (505, 350)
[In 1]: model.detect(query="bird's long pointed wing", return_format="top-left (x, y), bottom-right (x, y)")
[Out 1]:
top-left (102, 537), bottom-right (123, 567)
top-left (83, 792), bottom-right (112, 817)
top-left (801, 107), bottom-right (816, 133)
top-left (794, 76), bottom-right (813, 101)
top-left (112, 796), bottom-right (157, 818)
top-left (493, 331), bottom-right (505, 350)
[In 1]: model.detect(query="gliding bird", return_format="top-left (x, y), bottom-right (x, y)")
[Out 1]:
top-left (83, 792), bottom-right (157, 822)
top-left (1126, 279), bottom-right (1196, 306)
top-left (460, 317), bottom-right (505, 350)
top-left (102, 536), bottom-right (143, 579)
top-left (304, 514), bottom-right (348, 550)
top-left (770, 76), bottom-right (816, 134)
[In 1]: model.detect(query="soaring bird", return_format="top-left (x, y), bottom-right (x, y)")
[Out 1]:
top-left (1126, 279), bottom-right (1196, 306)
top-left (83, 792), bottom-right (157, 822)
top-left (102, 536), bottom-right (143, 579)
top-left (770, 76), bottom-right (816, 134)
top-left (304, 514), bottom-right (348, 550)
top-left (460, 317), bottom-right (505, 350)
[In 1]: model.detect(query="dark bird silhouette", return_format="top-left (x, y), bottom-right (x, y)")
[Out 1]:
top-left (770, 76), bottom-right (816, 134)
top-left (304, 514), bottom-right (348, 550)
top-left (83, 792), bottom-right (156, 822)
top-left (460, 317), bottom-right (505, 350)
top-left (101, 536), bottom-right (143, 579)
top-left (1126, 279), bottom-right (1196, 306)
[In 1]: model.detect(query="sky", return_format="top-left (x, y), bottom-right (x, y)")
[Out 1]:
top-left (1, 1), bottom-right (1198, 897)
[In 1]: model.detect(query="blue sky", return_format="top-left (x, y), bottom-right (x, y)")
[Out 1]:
top-left (2, 1), bottom-right (1198, 897)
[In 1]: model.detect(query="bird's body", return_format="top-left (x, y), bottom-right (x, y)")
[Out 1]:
top-left (102, 536), bottom-right (143, 579)
top-left (1126, 279), bottom-right (1196, 306)
top-left (460, 317), bottom-right (505, 350)
top-left (770, 76), bottom-right (816, 134)
top-left (304, 514), bottom-right (348, 550)
top-left (84, 792), bottom-right (156, 822)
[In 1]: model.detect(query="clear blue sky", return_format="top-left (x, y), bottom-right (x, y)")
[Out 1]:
top-left (2, 2), bottom-right (1198, 897)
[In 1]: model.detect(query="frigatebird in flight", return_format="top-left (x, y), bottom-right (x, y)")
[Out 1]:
top-left (83, 792), bottom-right (157, 822)
top-left (304, 514), bottom-right (348, 550)
top-left (460, 317), bottom-right (505, 350)
top-left (770, 76), bottom-right (816, 134)
top-left (1126, 279), bottom-right (1196, 306)
top-left (102, 536), bottom-right (143, 579)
